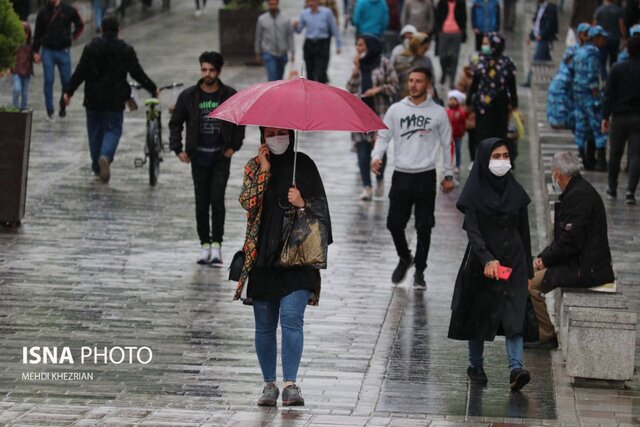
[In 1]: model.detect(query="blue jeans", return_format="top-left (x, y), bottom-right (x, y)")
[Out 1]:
top-left (253, 289), bottom-right (310, 383)
top-left (12, 74), bottom-right (30, 110)
top-left (41, 47), bottom-right (72, 115)
top-left (86, 109), bottom-right (124, 174)
top-left (533, 40), bottom-right (551, 61)
top-left (468, 336), bottom-right (524, 371)
top-left (93, 0), bottom-right (106, 30)
top-left (262, 52), bottom-right (288, 81)
top-left (356, 141), bottom-right (385, 188)
top-left (453, 137), bottom-right (462, 168)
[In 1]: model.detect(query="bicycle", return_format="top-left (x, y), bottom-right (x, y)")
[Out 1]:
top-left (131, 82), bottom-right (183, 186)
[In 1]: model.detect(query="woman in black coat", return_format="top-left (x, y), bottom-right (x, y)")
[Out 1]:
top-left (448, 138), bottom-right (533, 391)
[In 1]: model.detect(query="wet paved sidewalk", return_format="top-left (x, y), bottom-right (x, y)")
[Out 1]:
top-left (0, 0), bottom-right (618, 425)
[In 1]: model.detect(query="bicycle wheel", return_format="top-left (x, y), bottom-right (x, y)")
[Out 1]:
top-left (147, 120), bottom-right (161, 186)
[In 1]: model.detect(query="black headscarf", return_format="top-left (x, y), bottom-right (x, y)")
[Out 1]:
top-left (254, 128), bottom-right (330, 268)
top-left (488, 32), bottom-right (506, 57)
top-left (359, 34), bottom-right (383, 95)
top-left (457, 138), bottom-right (531, 215)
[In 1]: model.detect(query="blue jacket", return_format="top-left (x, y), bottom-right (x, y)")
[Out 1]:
top-left (572, 43), bottom-right (601, 93)
top-left (471, 0), bottom-right (499, 33)
top-left (353, 0), bottom-right (389, 37)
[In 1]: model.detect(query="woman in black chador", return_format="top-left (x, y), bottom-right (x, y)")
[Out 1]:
top-left (448, 138), bottom-right (533, 391)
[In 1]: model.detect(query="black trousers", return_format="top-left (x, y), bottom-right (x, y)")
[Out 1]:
top-left (387, 170), bottom-right (436, 272)
top-left (609, 113), bottom-right (640, 194)
top-left (303, 38), bottom-right (331, 83)
top-left (191, 155), bottom-right (231, 245)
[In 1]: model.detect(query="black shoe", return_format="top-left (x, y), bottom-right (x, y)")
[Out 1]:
top-left (391, 256), bottom-right (413, 284)
top-left (257, 383), bottom-right (279, 407)
top-left (606, 188), bottom-right (617, 199)
top-left (626, 193), bottom-right (636, 205)
top-left (413, 270), bottom-right (426, 290)
top-left (282, 384), bottom-right (304, 406)
top-left (524, 336), bottom-right (558, 350)
top-left (98, 155), bottom-right (110, 183)
top-left (59, 99), bottom-right (66, 117)
top-left (467, 366), bottom-right (488, 385)
top-left (595, 148), bottom-right (607, 172)
top-left (509, 368), bottom-right (531, 391)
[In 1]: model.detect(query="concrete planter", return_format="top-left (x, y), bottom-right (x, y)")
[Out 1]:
top-left (218, 8), bottom-right (262, 64)
top-left (0, 110), bottom-right (33, 226)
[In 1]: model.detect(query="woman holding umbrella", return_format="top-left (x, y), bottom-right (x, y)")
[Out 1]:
top-left (235, 126), bottom-right (332, 407)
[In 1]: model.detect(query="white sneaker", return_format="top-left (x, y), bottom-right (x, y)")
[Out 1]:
top-left (359, 187), bottom-right (372, 201)
top-left (197, 244), bottom-right (211, 265)
top-left (374, 181), bottom-right (385, 198)
top-left (210, 243), bottom-right (223, 267)
top-left (195, 9), bottom-right (202, 17)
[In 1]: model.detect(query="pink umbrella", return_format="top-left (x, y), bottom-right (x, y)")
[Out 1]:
top-left (209, 78), bottom-right (387, 132)
top-left (209, 78), bottom-right (387, 185)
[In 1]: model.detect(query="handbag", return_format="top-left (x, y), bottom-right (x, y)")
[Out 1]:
top-left (523, 296), bottom-right (540, 343)
top-left (280, 207), bottom-right (326, 269)
top-left (228, 250), bottom-right (244, 281)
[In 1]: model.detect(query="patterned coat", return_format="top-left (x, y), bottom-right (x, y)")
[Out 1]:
top-left (547, 45), bottom-right (577, 129)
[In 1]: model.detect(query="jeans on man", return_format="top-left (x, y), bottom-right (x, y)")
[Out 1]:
top-left (387, 170), bottom-right (436, 272)
top-left (86, 109), bottom-right (124, 174)
top-left (608, 113), bottom-right (640, 195)
top-left (93, 0), bottom-right (106, 30)
top-left (41, 47), bottom-right (72, 115)
top-left (253, 289), bottom-right (311, 383)
top-left (356, 141), bottom-right (386, 188)
top-left (468, 336), bottom-right (524, 370)
top-left (191, 154), bottom-right (231, 245)
top-left (262, 52), bottom-right (288, 81)
top-left (303, 38), bottom-right (330, 83)
top-left (12, 74), bottom-right (30, 110)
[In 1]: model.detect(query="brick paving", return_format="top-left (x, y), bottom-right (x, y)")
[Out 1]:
top-left (0, 0), bottom-right (637, 426)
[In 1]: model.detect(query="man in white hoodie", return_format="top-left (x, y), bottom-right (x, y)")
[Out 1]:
top-left (372, 66), bottom-right (454, 289)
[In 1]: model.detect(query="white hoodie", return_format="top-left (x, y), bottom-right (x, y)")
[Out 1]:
top-left (372, 96), bottom-right (453, 177)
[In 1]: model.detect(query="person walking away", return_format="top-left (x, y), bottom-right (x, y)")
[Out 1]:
top-left (602, 35), bottom-right (640, 205)
top-left (235, 127), bottom-right (332, 407)
top-left (293, 0), bottom-right (342, 83)
top-left (255, 0), bottom-right (295, 81)
top-left (467, 33), bottom-right (518, 143)
top-left (470, 0), bottom-right (500, 51)
top-left (570, 0), bottom-right (600, 31)
top-left (527, 151), bottom-right (614, 349)
top-left (11, 22), bottom-right (34, 111)
top-left (32, 0), bottom-right (84, 120)
top-left (547, 23), bottom-right (591, 131)
top-left (572, 25), bottom-right (609, 171)
top-left (352, 0), bottom-right (389, 37)
top-left (445, 89), bottom-right (466, 174)
top-left (92, 0), bottom-right (107, 32)
top-left (63, 17), bottom-right (157, 184)
top-left (616, 24), bottom-right (640, 63)
top-left (347, 35), bottom-right (399, 200)
top-left (448, 137), bottom-right (533, 390)
top-left (392, 32), bottom-right (435, 99)
top-left (434, 0), bottom-right (466, 89)
top-left (594, 0), bottom-right (626, 79)
top-left (503, 0), bottom-right (517, 32)
top-left (169, 52), bottom-right (245, 265)
top-left (401, 0), bottom-right (435, 34)
top-left (195, 0), bottom-right (207, 17)
top-left (371, 67), bottom-right (454, 289)
top-left (523, 0), bottom-right (558, 87)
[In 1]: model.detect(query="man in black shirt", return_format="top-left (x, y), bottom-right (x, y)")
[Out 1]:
top-left (169, 52), bottom-right (245, 266)
top-left (64, 17), bottom-right (157, 184)
top-left (32, 0), bottom-right (84, 119)
top-left (602, 36), bottom-right (640, 205)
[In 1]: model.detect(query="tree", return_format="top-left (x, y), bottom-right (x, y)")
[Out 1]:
top-left (0, 0), bottom-right (25, 70)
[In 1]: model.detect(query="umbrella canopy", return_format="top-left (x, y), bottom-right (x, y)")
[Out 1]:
top-left (209, 78), bottom-right (387, 132)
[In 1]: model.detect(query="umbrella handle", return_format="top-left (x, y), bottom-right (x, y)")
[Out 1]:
top-left (292, 130), bottom-right (299, 187)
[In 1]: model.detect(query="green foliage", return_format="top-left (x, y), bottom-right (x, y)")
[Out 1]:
top-left (0, 0), bottom-right (26, 70)
top-left (0, 106), bottom-right (21, 112)
top-left (223, 0), bottom-right (265, 10)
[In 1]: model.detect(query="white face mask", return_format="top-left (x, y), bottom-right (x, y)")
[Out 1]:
top-left (488, 159), bottom-right (511, 177)
top-left (265, 135), bottom-right (290, 155)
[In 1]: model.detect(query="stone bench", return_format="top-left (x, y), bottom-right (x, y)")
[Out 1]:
top-left (566, 307), bottom-right (637, 384)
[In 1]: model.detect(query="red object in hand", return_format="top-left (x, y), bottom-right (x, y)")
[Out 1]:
top-left (497, 266), bottom-right (512, 280)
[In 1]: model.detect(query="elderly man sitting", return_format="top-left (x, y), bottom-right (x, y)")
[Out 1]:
top-left (527, 151), bottom-right (615, 349)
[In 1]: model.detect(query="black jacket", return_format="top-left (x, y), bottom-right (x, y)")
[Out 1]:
top-left (539, 174), bottom-right (615, 288)
top-left (532, 2), bottom-right (558, 42)
top-left (66, 33), bottom-right (157, 111)
top-left (434, 0), bottom-right (467, 42)
top-left (603, 58), bottom-right (640, 118)
top-left (448, 206), bottom-right (533, 341)
top-left (33, 2), bottom-right (84, 52)
top-left (169, 81), bottom-right (245, 157)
